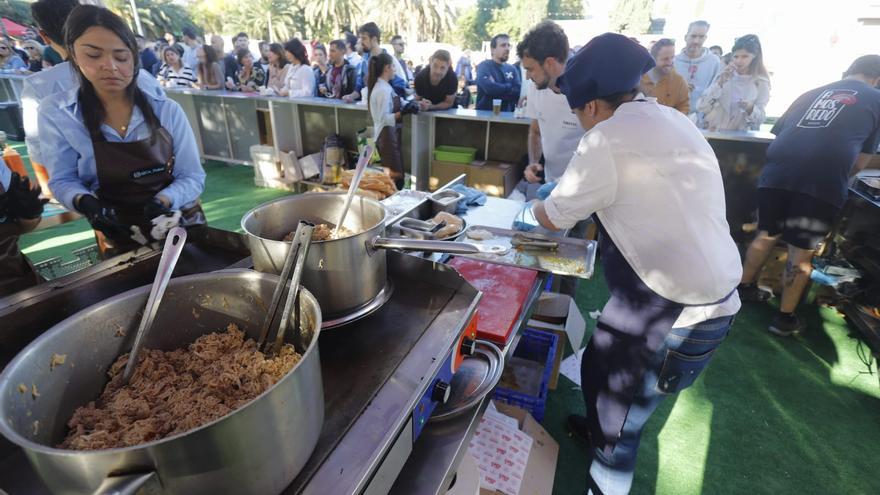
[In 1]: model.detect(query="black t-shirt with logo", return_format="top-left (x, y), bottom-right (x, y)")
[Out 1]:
top-left (760, 79), bottom-right (880, 207)
top-left (414, 67), bottom-right (458, 105)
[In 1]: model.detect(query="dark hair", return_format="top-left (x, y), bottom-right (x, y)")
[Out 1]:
top-left (709, 45), bottom-right (722, 52)
top-left (268, 42), bottom-right (288, 68)
top-left (731, 34), bottom-right (768, 78)
top-left (687, 20), bottom-right (710, 33)
top-left (198, 45), bottom-right (219, 85)
top-left (431, 49), bottom-right (451, 65)
top-left (163, 45), bottom-right (180, 65)
top-left (845, 55), bottom-right (880, 79)
top-left (283, 38), bottom-right (309, 65)
top-left (313, 43), bottom-right (326, 58)
top-left (64, 5), bottom-right (158, 138)
top-left (358, 22), bottom-right (381, 42)
top-left (516, 21), bottom-right (568, 64)
top-left (233, 32), bottom-right (248, 43)
top-left (367, 52), bottom-right (394, 111)
top-left (344, 32), bottom-right (357, 51)
top-left (182, 26), bottom-right (196, 40)
top-left (236, 48), bottom-right (253, 65)
top-left (391, 35), bottom-right (404, 44)
top-left (650, 38), bottom-right (675, 58)
top-left (31, 0), bottom-right (80, 46)
top-left (491, 34), bottom-right (509, 49)
top-left (598, 88), bottom-right (640, 110)
top-left (330, 39), bottom-right (346, 52)
top-left (258, 41), bottom-right (269, 50)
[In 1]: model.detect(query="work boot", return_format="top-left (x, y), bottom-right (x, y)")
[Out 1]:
top-left (567, 414), bottom-right (592, 444)
top-left (769, 312), bottom-right (802, 337)
top-left (738, 283), bottom-right (772, 302)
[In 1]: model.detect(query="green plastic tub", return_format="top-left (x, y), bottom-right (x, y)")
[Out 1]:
top-left (433, 145), bottom-right (477, 164)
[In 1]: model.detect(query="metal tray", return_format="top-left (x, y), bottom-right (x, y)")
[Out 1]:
top-left (429, 340), bottom-right (504, 422)
top-left (454, 225), bottom-right (597, 279)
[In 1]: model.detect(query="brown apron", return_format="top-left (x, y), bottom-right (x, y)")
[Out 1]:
top-left (0, 232), bottom-right (41, 298)
top-left (91, 122), bottom-right (204, 257)
top-left (376, 95), bottom-right (404, 182)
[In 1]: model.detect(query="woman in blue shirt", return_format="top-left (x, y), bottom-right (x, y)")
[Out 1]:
top-left (0, 39), bottom-right (27, 71)
top-left (39, 5), bottom-right (205, 256)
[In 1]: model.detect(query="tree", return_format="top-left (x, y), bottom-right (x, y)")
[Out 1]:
top-left (304, 0), bottom-right (360, 41)
top-left (1, 0), bottom-right (34, 27)
top-left (224, 0), bottom-right (304, 43)
top-left (609, 0), bottom-right (654, 34)
top-left (365, 0), bottom-right (457, 43)
top-left (487, 0), bottom-right (548, 41)
top-left (453, 0), bottom-right (506, 50)
top-left (104, 0), bottom-right (194, 39)
top-left (547, 0), bottom-right (585, 20)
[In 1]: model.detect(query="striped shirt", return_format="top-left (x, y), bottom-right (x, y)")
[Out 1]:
top-left (157, 63), bottom-right (196, 88)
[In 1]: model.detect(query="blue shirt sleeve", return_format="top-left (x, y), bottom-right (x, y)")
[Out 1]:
top-left (390, 75), bottom-right (407, 98)
top-left (40, 108), bottom-right (93, 211)
top-left (7, 56), bottom-right (26, 71)
top-left (0, 161), bottom-right (11, 191)
top-left (156, 100), bottom-right (206, 209)
top-left (355, 58), bottom-right (368, 93)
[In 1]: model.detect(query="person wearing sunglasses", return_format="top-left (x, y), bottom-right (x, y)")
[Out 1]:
top-left (22, 40), bottom-right (45, 73)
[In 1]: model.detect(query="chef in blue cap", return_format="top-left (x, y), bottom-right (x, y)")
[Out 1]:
top-left (523, 33), bottom-right (743, 494)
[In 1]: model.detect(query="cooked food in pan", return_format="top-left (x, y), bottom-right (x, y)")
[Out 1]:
top-left (60, 324), bottom-right (301, 450)
top-left (283, 223), bottom-right (354, 242)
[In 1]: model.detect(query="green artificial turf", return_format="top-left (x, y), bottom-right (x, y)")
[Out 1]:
top-left (8, 141), bottom-right (880, 494)
top-left (547, 272), bottom-right (880, 495)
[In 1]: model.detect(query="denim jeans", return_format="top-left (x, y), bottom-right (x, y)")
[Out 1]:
top-left (586, 314), bottom-right (735, 495)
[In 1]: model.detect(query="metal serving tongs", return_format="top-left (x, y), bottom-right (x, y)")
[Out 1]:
top-left (122, 227), bottom-right (188, 384)
top-left (258, 221), bottom-right (315, 356)
top-left (510, 232), bottom-right (559, 251)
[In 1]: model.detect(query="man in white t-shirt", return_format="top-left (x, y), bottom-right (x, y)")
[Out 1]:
top-left (512, 21), bottom-right (584, 201)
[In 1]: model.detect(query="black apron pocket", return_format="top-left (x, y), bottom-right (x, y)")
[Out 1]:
top-left (655, 348), bottom-right (716, 394)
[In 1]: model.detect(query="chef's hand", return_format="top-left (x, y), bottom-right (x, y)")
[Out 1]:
top-left (512, 200), bottom-right (540, 232)
top-left (6, 173), bottom-right (48, 220)
top-left (524, 163), bottom-right (544, 183)
top-left (143, 197), bottom-right (173, 221)
top-left (76, 195), bottom-right (130, 239)
top-left (536, 182), bottom-right (557, 200)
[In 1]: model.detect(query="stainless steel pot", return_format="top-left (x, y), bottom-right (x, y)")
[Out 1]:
top-left (0, 270), bottom-right (323, 495)
top-left (241, 193), bottom-right (505, 320)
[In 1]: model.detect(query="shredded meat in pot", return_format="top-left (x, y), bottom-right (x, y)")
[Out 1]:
top-left (59, 324), bottom-right (301, 450)
top-left (283, 223), bottom-right (353, 242)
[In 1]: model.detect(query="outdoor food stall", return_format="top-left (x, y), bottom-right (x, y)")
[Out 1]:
top-left (0, 173), bottom-right (596, 494)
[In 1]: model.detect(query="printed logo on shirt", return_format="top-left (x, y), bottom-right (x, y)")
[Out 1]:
top-left (796, 89), bottom-right (858, 129)
top-left (505, 71), bottom-right (515, 80)
top-left (131, 166), bottom-right (168, 179)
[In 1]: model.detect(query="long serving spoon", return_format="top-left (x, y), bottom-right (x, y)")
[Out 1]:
top-left (122, 227), bottom-right (188, 384)
top-left (333, 144), bottom-right (374, 239)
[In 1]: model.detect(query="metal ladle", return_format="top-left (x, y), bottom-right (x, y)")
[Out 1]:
top-left (122, 227), bottom-right (188, 384)
top-left (333, 144), bottom-right (373, 238)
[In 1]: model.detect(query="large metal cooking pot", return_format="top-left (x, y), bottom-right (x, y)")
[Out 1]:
top-left (0, 270), bottom-right (323, 495)
top-left (242, 193), bottom-right (503, 320)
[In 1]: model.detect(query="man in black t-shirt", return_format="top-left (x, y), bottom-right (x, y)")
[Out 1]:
top-left (739, 55), bottom-right (880, 336)
top-left (414, 49), bottom-right (458, 111)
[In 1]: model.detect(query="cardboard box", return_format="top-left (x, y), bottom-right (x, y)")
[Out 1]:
top-left (526, 293), bottom-right (586, 390)
top-left (477, 401), bottom-right (559, 495)
top-left (431, 160), bottom-right (468, 191)
top-left (467, 160), bottom-right (520, 198)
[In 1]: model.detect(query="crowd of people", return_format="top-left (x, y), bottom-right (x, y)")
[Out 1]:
top-left (2, 1), bottom-right (880, 495)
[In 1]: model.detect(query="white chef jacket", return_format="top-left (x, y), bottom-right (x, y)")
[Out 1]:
top-left (525, 84), bottom-right (584, 182)
top-left (545, 97), bottom-right (742, 327)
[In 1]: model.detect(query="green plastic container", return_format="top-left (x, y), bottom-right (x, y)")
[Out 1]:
top-left (433, 145), bottom-right (477, 164)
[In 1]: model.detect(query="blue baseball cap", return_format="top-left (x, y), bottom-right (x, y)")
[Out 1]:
top-left (556, 33), bottom-right (655, 109)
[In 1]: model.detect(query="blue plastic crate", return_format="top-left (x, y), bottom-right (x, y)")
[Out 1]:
top-left (493, 328), bottom-right (559, 421)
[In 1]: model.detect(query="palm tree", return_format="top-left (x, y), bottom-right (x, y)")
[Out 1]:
top-left (366, 0), bottom-right (457, 42)
top-left (225, 0), bottom-right (303, 43)
top-left (303, 0), bottom-right (361, 40)
top-left (104, 0), bottom-right (194, 39)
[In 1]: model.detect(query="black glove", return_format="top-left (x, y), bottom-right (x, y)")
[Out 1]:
top-left (143, 198), bottom-right (173, 223)
top-left (0, 191), bottom-right (9, 223)
top-left (77, 195), bottom-right (130, 240)
top-left (6, 173), bottom-right (48, 220)
top-left (400, 100), bottom-right (420, 116)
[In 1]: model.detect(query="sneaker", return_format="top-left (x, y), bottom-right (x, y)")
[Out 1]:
top-left (769, 313), bottom-right (803, 337)
top-left (738, 283), bottom-right (772, 302)
top-left (567, 414), bottom-right (592, 444)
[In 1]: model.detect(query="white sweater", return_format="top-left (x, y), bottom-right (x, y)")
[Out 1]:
top-left (282, 63), bottom-right (316, 98)
top-left (369, 78), bottom-right (397, 140)
top-left (697, 72), bottom-right (771, 131)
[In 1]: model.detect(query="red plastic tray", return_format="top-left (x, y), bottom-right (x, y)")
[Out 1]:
top-left (447, 257), bottom-right (538, 345)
